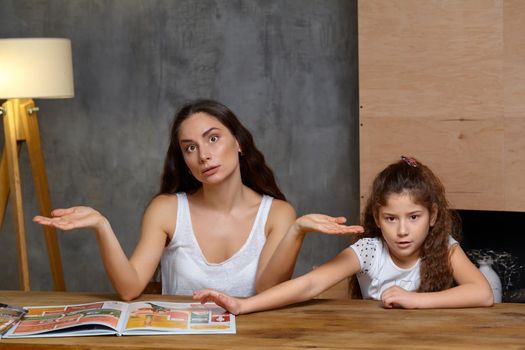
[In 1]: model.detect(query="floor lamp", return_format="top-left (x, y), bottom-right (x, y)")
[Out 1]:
top-left (0, 38), bottom-right (74, 291)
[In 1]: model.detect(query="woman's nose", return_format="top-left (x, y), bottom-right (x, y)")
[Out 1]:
top-left (199, 148), bottom-right (211, 162)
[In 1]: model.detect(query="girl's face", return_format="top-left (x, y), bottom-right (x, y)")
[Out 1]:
top-left (374, 191), bottom-right (437, 269)
top-left (178, 112), bottom-right (241, 186)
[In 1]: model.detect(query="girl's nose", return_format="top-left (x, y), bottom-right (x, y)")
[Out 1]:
top-left (398, 221), bottom-right (409, 236)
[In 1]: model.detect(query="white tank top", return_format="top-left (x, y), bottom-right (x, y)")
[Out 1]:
top-left (161, 192), bottom-right (273, 297)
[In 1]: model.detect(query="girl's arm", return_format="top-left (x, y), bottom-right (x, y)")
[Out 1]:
top-left (381, 245), bottom-right (494, 309)
top-left (33, 195), bottom-right (173, 301)
top-left (195, 247), bottom-right (362, 315)
top-left (255, 204), bottom-right (364, 293)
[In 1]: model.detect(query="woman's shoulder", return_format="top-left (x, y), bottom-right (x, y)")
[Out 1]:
top-left (143, 194), bottom-right (179, 236)
top-left (147, 193), bottom-right (179, 215)
top-left (267, 198), bottom-right (296, 220)
top-left (263, 198), bottom-right (296, 236)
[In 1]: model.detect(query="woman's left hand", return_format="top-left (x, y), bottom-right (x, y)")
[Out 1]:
top-left (380, 286), bottom-right (419, 309)
top-left (294, 214), bottom-right (364, 236)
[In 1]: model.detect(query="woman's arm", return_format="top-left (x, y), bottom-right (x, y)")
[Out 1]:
top-left (195, 247), bottom-right (362, 315)
top-left (33, 195), bottom-right (174, 301)
top-left (255, 203), bottom-right (364, 293)
top-left (254, 200), bottom-right (297, 292)
top-left (381, 245), bottom-right (494, 309)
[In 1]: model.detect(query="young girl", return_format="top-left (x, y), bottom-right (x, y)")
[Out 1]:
top-left (193, 156), bottom-right (494, 313)
top-left (34, 99), bottom-right (363, 301)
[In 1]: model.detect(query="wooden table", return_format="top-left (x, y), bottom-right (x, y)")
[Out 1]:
top-left (0, 290), bottom-right (524, 349)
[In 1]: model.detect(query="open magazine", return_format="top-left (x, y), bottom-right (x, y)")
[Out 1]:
top-left (0, 303), bottom-right (27, 336)
top-left (0, 300), bottom-right (235, 338)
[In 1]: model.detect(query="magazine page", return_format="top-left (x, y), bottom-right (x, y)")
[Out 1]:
top-left (123, 301), bottom-right (236, 335)
top-left (3, 301), bottom-right (129, 338)
top-left (0, 303), bottom-right (27, 338)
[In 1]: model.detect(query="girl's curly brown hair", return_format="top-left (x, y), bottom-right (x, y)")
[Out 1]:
top-left (360, 156), bottom-right (461, 292)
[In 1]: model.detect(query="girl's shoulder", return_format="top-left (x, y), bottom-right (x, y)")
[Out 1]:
top-left (350, 237), bottom-right (383, 256)
top-left (350, 237), bottom-right (383, 274)
top-left (352, 236), bottom-right (382, 247)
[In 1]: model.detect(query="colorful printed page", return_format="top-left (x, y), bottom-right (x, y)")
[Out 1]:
top-left (123, 301), bottom-right (236, 335)
top-left (0, 303), bottom-right (27, 336)
top-left (1, 300), bottom-right (235, 338)
top-left (3, 301), bottom-right (128, 338)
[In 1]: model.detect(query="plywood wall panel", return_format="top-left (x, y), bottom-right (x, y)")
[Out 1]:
top-left (359, 0), bottom-right (525, 211)
top-left (505, 118), bottom-right (525, 211)
top-left (358, 0), bottom-right (503, 120)
top-left (503, 0), bottom-right (525, 119)
top-left (360, 117), bottom-right (505, 210)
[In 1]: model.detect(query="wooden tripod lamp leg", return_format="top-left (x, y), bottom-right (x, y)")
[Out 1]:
top-left (2, 99), bottom-right (30, 291)
top-left (20, 100), bottom-right (66, 291)
top-left (1, 99), bottom-right (65, 292)
top-left (0, 149), bottom-right (10, 228)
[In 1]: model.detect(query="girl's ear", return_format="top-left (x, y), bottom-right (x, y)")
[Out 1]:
top-left (430, 204), bottom-right (438, 227)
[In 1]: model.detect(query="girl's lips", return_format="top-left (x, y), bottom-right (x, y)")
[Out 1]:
top-left (397, 241), bottom-right (412, 248)
top-left (202, 165), bottom-right (220, 176)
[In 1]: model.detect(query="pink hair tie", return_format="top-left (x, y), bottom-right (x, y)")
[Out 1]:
top-left (401, 155), bottom-right (418, 167)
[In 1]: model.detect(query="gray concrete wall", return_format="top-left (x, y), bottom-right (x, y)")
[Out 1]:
top-left (0, 0), bottom-right (359, 293)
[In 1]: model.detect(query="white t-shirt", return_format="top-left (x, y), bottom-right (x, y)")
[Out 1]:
top-left (350, 236), bottom-right (458, 300)
top-left (160, 192), bottom-right (273, 297)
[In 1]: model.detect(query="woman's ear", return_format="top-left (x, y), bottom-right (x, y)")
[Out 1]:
top-left (235, 140), bottom-right (242, 154)
top-left (430, 204), bottom-right (438, 227)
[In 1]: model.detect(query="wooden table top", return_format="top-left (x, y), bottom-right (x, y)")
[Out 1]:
top-left (0, 290), bottom-right (524, 349)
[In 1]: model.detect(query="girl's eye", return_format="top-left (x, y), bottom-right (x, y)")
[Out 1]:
top-left (185, 144), bottom-right (197, 153)
top-left (209, 135), bottom-right (219, 143)
top-left (385, 216), bottom-right (396, 222)
top-left (410, 215), bottom-right (419, 220)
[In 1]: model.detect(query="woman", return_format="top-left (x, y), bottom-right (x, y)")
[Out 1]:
top-left (34, 99), bottom-right (362, 300)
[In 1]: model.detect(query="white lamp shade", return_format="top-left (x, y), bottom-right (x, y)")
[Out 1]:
top-left (0, 38), bottom-right (74, 99)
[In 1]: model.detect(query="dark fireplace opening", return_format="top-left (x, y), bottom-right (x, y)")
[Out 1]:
top-left (458, 210), bottom-right (525, 303)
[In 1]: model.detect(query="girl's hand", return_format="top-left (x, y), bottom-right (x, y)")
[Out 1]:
top-left (193, 289), bottom-right (243, 315)
top-left (295, 214), bottom-right (364, 236)
top-left (380, 286), bottom-right (419, 309)
top-left (33, 206), bottom-right (109, 232)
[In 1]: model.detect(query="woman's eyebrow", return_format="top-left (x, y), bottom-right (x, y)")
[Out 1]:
top-left (179, 127), bottom-right (221, 144)
top-left (202, 127), bottom-right (220, 137)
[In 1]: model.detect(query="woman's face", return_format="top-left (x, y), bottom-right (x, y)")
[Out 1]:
top-left (178, 112), bottom-right (241, 186)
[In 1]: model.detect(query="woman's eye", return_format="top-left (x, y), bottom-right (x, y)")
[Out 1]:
top-left (185, 145), bottom-right (197, 153)
top-left (209, 135), bottom-right (219, 143)
top-left (385, 216), bottom-right (395, 222)
top-left (410, 215), bottom-right (419, 220)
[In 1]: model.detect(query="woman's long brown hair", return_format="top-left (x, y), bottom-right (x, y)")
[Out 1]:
top-left (158, 99), bottom-right (286, 200)
top-left (360, 157), bottom-right (461, 292)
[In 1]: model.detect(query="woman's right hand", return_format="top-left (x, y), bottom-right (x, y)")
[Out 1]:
top-left (294, 214), bottom-right (364, 236)
top-left (33, 206), bottom-right (109, 232)
top-left (193, 289), bottom-right (243, 315)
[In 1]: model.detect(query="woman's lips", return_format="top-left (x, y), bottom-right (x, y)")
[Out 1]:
top-left (202, 165), bottom-right (220, 176)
